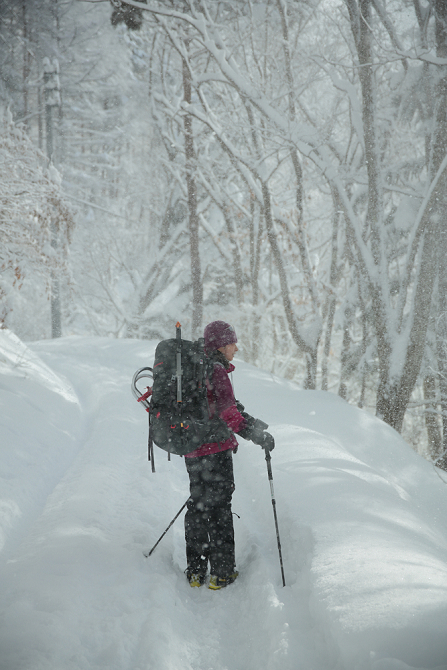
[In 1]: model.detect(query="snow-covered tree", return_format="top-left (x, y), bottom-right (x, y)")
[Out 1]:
top-left (102, 0), bottom-right (447, 441)
top-left (0, 115), bottom-right (73, 333)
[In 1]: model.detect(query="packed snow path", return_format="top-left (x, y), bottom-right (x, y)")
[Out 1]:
top-left (1, 334), bottom-right (447, 670)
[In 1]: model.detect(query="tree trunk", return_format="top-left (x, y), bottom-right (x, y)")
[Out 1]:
top-left (423, 374), bottom-right (441, 459)
top-left (249, 196), bottom-right (262, 365)
top-left (182, 54), bottom-right (202, 338)
top-left (222, 206), bottom-right (243, 306)
top-left (338, 304), bottom-right (352, 399)
top-left (322, 295), bottom-right (335, 392)
top-left (261, 179), bottom-right (317, 388)
top-left (353, 0), bottom-right (391, 398)
top-left (433, 0), bottom-right (447, 459)
top-left (376, 213), bottom-right (439, 432)
top-left (436, 295), bottom-right (447, 453)
top-left (277, 0), bottom-right (321, 318)
top-left (22, 0), bottom-right (30, 127)
top-left (322, 203), bottom-right (342, 391)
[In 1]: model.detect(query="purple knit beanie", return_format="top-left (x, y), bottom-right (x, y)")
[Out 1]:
top-left (204, 321), bottom-right (237, 353)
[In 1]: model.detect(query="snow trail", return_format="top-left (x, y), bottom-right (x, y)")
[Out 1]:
top-left (0, 337), bottom-right (331, 670)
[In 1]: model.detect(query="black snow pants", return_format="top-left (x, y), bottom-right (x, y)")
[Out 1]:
top-left (184, 449), bottom-right (236, 578)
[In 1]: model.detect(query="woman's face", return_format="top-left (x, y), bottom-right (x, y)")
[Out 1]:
top-left (218, 342), bottom-right (238, 362)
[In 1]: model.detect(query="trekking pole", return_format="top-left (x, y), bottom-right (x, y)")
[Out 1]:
top-left (143, 498), bottom-right (189, 558)
top-left (264, 448), bottom-right (286, 586)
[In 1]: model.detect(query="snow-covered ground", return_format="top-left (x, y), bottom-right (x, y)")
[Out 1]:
top-left (1, 330), bottom-right (447, 670)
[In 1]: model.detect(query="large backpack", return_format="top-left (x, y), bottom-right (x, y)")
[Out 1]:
top-left (132, 323), bottom-right (231, 470)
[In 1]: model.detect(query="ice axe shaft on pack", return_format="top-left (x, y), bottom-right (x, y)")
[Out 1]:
top-left (264, 448), bottom-right (286, 587)
top-left (143, 498), bottom-right (189, 558)
top-left (176, 321), bottom-right (182, 403)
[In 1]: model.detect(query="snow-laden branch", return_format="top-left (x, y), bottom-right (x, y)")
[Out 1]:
top-left (115, 0), bottom-right (442, 290)
top-left (63, 192), bottom-right (145, 223)
top-left (125, 0), bottom-right (378, 302)
top-left (198, 214), bottom-right (233, 263)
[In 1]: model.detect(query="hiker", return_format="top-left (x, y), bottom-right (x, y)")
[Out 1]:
top-left (184, 320), bottom-right (275, 589)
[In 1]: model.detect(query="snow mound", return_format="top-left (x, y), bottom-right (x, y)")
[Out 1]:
top-left (237, 369), bottom-right (447, 668)
top-left (0, 332), bottom-right (81, 560)
top-left (0, 329), bottom-right (77, 403)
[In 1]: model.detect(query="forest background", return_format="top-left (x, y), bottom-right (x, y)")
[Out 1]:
top-left (2, 0), bottom-right (447, 465)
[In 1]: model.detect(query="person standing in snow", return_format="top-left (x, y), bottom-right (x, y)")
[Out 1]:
top-left (184, 320), bottom-right (275, 590)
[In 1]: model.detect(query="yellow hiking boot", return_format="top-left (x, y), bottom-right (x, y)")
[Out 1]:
top-left (186, 571), bottom-right (206, 587)
top-left (208, 572), bottom-right (239, 590)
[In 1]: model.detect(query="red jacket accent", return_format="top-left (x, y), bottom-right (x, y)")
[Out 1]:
top-left (184, 362), bottom-right (246, 458)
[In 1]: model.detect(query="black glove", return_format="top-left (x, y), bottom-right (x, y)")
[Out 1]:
top-left (251, 426), bottom-right (275, 451)
top-left (238, 412), bottom-right (268, 444)
top-left (236, 401), bottom-right (266, 438)
top-left (261, 431), bottom-right (275, 451)
top-left (235, 401), bottom-right (274, 451)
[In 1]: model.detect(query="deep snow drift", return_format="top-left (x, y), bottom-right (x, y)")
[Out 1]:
top-left (1, 330), bottom-right (447, 670)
